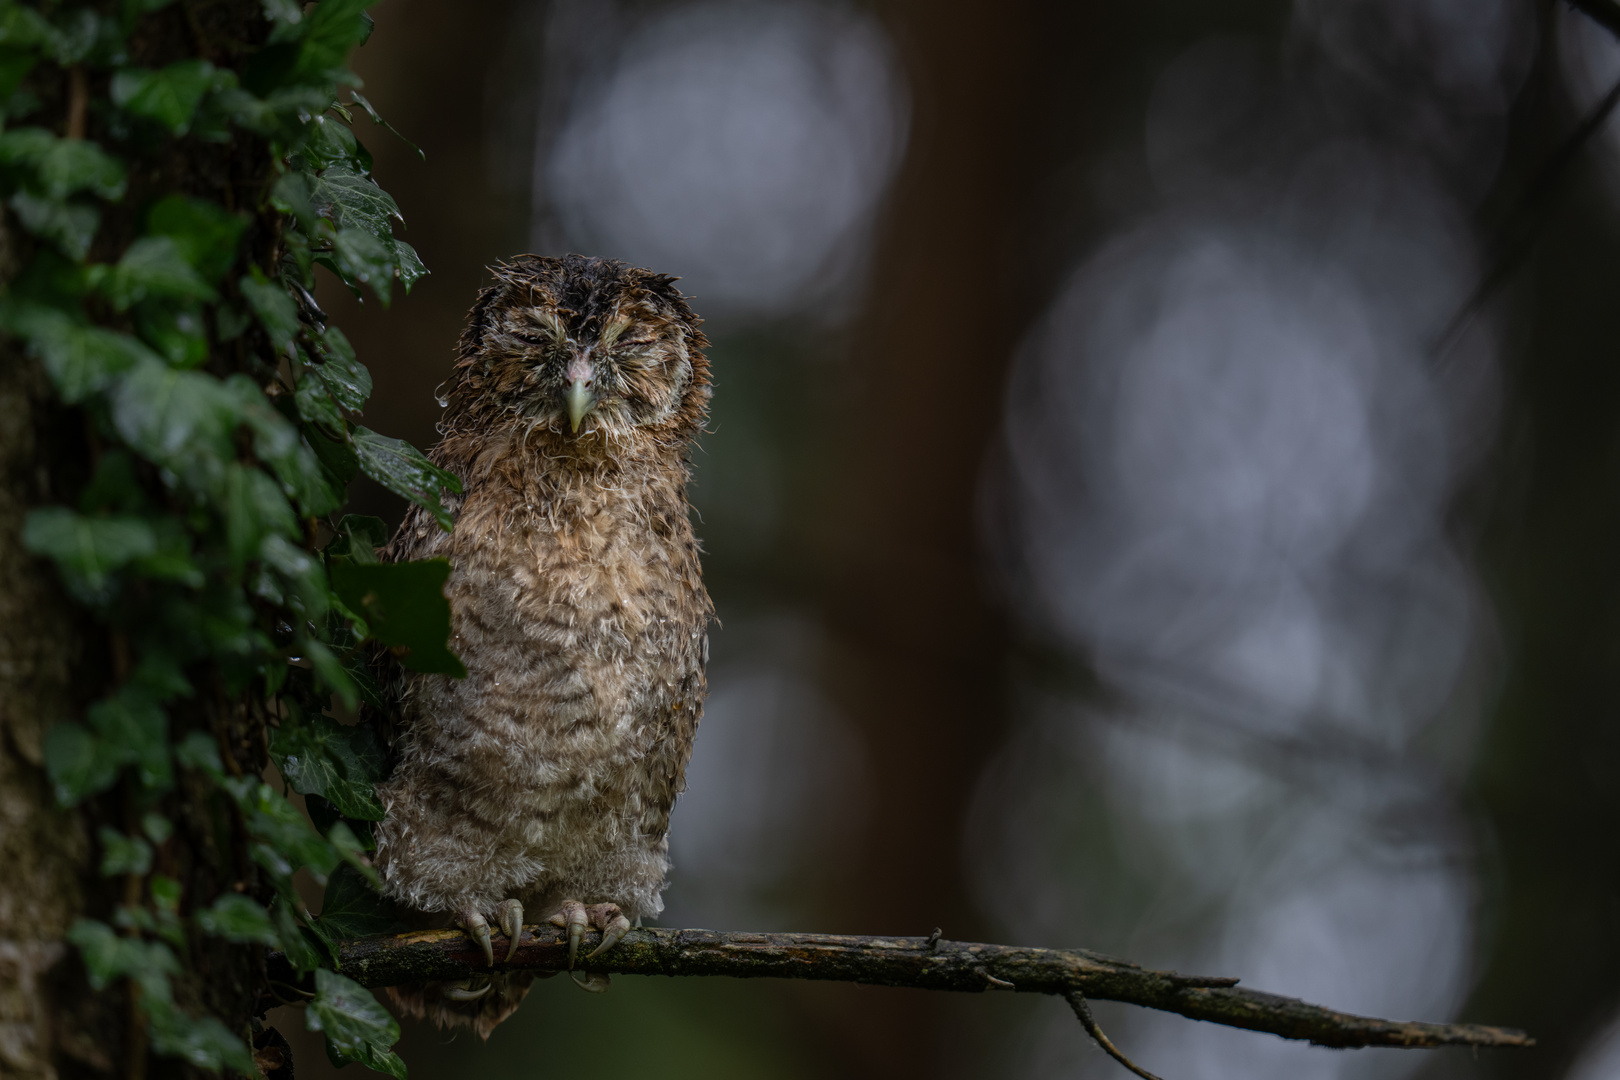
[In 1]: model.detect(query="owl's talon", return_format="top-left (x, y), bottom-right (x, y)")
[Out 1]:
top-left (569, 970), bottom-right (611, 993)
top-left (586, 905), bottom-right (630, 959)
top-left (457, 908), bottom-right (494, 967)
top-left (549, 900), bottom-right (589, 968)
top-left (495, 899), bottom-right (524, 963)
top-left (443, 980), bottom-right (491, 1001)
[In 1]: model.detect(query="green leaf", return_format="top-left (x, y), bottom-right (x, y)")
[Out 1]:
top-left (352, 426), bottom-right (461, 529)
top-left (230, 780), bottom-right (340, 880)
top-left (95, 236), bottom-right (217, 311)
top-left (269, 895), bottom-right (325, 972)
top-left (271, 170), bottom-right (318, 232)
top-left (0, 302), bottom-right (160, 402)
top-left (314, 164), bottom-right (399, 237)
top-left (348, 91), bottom-right (423, 159)
top-left (87, 689), bottom-right (172, 792)
top-left (23, 507), bottom-right (156, 597)
top-left (316, 864), bottom-right (401, 940)
top-left (8, 191), bottom-right (99, 259)
top-left (306, 969), bottom-right (406, 1080)
top-left (196, 893), bottom-right (280, 945)
top-left (148, 1008), bottom-right (257, 1076)
top-left (225, 463), bottom-right (300, 568)
top-left (146, 195), bottom-right (248, 284)
top-left (330, 560), bottom-right (466, 677)
top-left (98, 827), bottom-right (153, 876)
top-left (68, 919), bottom-right (177, 1000)
top-left (111, 60), bottom-right (216, 134)
top-left (0, 127), bottom-right (127, 199)
top-left (240, 269), bottom-right (301, 352)
top-left (296, 365), bottom-right (346, 433)
top-left (110, 358), bottom-right (240, 498)
top-left (326, 514), bottom-right (388, 564)
top-left (293, 0), bottom-right (382, 83)
top-left (43, 721), bottom-right (121, 804)
top-left (314, 325), bottom-right (371, 412)
top-left (269, 713), bottom-right (386, 821)
top-left (327, 226), bottom-right (394, 304)
top-left (394, 240), bottom-right (426, 293)
top-left (133, 301), bottom-right (209, 368)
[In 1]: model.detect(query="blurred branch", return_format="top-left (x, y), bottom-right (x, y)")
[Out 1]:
top-left (270, 926), bottom-right (1532, 1057)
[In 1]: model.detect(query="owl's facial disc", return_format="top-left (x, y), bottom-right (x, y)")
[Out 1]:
top-left (565, 348), bottom-right (595, 433)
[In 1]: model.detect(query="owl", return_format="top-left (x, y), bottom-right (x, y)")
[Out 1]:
top-left (372, 254), bottom-right (713, 1036)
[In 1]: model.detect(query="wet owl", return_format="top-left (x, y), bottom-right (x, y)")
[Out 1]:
top-left (373, 254), bottom-right (713, 1035)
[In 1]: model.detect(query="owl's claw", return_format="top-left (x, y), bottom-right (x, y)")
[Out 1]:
top-left (456, 908), bottom-right (495, 967)
top-left (569, 970), bottom-right (611, 992)
top-left (587, 908), bottom-right (630, 959)
top-left (548, 899), bottom-right (630, 975)
top-left (442, 979), bottom-right (491, 1001)
top-left (495, 899), bottom-right (524, 963)
top-left (549, 900), bottom-right (590, 967)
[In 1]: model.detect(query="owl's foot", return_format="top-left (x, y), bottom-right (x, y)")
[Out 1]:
top-left (548, 899), bottom-right (630, 992)
top-left (455, 899), bottom-right (526, 967)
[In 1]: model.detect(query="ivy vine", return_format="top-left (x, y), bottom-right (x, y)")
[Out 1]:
top-left (0, 0), bottom-right (459, 1074)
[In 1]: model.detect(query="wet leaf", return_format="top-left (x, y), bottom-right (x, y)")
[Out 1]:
top-left (146, 195), bottom-right (248, 284)
top-left (316, 864), bottom-right (401, 940)
top-left (196, 894), bottom-right (280, 945)
top-left (330, 559), bottom-right (466, 677)
top-left (240, 269), bottom-right (301, 352)
top-left (111, 60), bottom-right (216, 134)
top-left (307, 968), bottom-right (406, 1079)
top-left (0, 127), bottom-right (126, 199)
top-left (270, 713), bottom-right (386, 821)
top-left (351, 426), bottom-right (460, 529)
top-left (314, 325), bottom-right (370, 412)
top-left (95, 236), bottom-right (217, 311)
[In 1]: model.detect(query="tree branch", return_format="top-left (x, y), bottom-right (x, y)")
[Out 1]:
top-left (268, 926), bottom-right (1531, 1053)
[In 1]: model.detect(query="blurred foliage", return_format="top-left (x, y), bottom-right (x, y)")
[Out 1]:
top-left (0, 0), bottom-right (460, 1073)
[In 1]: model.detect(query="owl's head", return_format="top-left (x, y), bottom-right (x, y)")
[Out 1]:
top-left (445, 254), bottom-right (709, 452)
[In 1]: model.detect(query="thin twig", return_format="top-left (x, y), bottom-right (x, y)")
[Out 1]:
top-left (1067, 991), bottom-right (1165, 1080)
top-left (267, 926), bottom-right (1533, 1052)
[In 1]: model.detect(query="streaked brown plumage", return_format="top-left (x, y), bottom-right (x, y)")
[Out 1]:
top-left (373, 254), bottom-right (712, 1035)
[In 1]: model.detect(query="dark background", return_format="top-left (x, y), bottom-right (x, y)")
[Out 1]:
top-left (273, 1), bottom-right (1620, 1077)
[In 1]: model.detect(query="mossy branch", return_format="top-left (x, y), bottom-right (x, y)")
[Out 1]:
top-left (267, 925), bottom-right (1531, 1059)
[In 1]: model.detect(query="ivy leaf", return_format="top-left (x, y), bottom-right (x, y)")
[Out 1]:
top-left (110, 358), bottom-right (239, 499)
top-left (195, 894), bottom-right (280, 945)
top-left (348, 91), bottom-right (423, 159)
top-left (314, 164), bottom-right (399, 236)
top-left (68, 919), bottom-right (177, 999)
top-left (326, 514), bottom-right (388, 564)
top-left (8, 191), bottom-right (99, 259)
top-left (0, 302), bottom-right (160, 402)
top-left (133, 302), bottom-right (209, 368)
top-left (316, 864), bottom-right (402, 940)
top-left (314, 325), bottom-right (370, 412)
top-left (394, 240), bottom-right (426, 293)
top-left (306, 969), bottom-right (407, 1080)
top-left (240, 269), bottom-right (301, 352)
top-left (146, 195), bottom-right (248, 284)
top-left (326, 226), bottom-right (394, 304)
top-left (0, 127), bottom-right (126, 199)
top-left (98, 827), bottom-right (153, 876)
top-left (225, 463), bottom-right (300, 568)
top-left (148, 1009), bottom-right (257, 1076)
top-left (352, 426), bottom-right (461, 529)
top-left (43, 721), bottom-right (122, 804)
top-left (87, 689), bottom-right (172, 792)
top-left (295, 366), bottom-right (346, 433)
top-left (293, 0), bottom-right (381, 83)
top-left (23, 507), bottom-right (156, 598)
top-left (268, 897), bottom-right (323, 973)
top-left (94, 236), bottom-right (217, 311)
top-left (231, 780), bottom-right (341, 881)
top-left (111, 60), bottom-right (216, 134)
top-left (269, 712), bottom-right (386, 821)
top-left (330, 560), bottom-right (466, 677)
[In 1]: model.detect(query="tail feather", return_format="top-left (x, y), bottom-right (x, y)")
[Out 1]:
top-left (386, 973), bottom-right (542, 1039)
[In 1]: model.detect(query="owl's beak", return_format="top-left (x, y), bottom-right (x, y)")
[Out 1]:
top-left (565, 350), bottom-right (595, 433)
